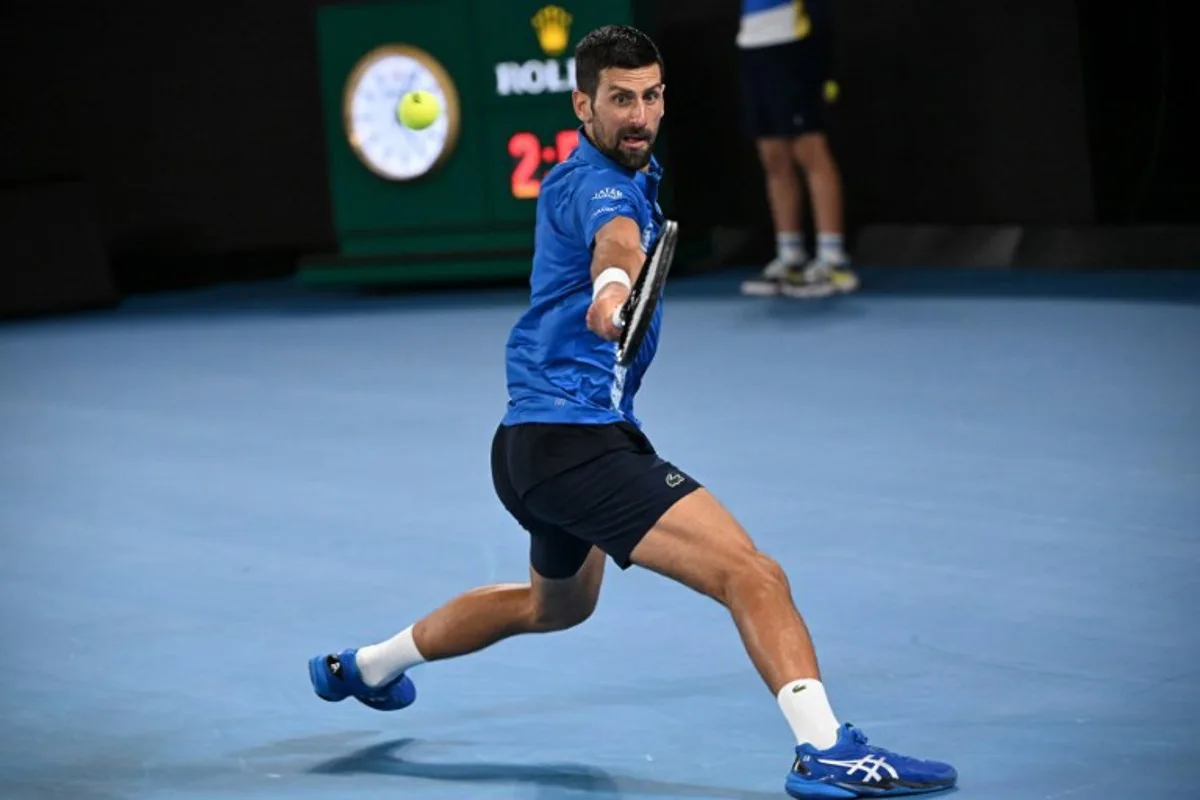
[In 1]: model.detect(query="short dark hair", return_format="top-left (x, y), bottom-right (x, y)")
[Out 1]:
top-left (574, 25), bottom-right (664, 97)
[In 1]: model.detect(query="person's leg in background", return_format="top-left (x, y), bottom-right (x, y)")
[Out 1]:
top-left (782, 1), bottom-right (859, 297)
top-left (739, 41), bottom-right (820, 297)
top-left (761, 137), bottom-right (807, 273)
top-left (784, 126), bottom-right (858, 295)
top-left (790, 131), bottom-right (840, 254)
top-left (738, 5), bottom-right (858, 298)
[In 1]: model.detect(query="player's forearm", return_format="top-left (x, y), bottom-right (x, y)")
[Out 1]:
top-left (590, 217), bottom-right (645, 285)
top-left (591, 241), bottom-right (643, 284)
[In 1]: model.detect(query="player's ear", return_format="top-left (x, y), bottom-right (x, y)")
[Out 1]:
top-left (572, 90), bottom-right (592, 123)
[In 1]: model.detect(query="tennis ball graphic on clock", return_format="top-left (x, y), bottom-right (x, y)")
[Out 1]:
top-left (397, 90), bottom-right (441, 130)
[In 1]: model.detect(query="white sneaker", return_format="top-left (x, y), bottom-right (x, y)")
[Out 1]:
top-left (779, 259), bottom-right (859, 298)
top-left (779, 260), bottom-right (837, 298)
top-left (740, 257), bottom-right (799, 296)
top-left (828, 262), bottom-right (860, 293)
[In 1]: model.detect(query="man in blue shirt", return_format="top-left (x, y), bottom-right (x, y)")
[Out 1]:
top-left (501, 109), bottom-right (664, 430)
top-left (309, 24), bottom-right (956, 799)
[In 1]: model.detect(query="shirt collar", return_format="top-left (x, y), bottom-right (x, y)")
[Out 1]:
top-left (574, 126), bottom-right (663, 184)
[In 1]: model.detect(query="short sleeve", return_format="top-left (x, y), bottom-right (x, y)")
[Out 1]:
top-left (573, 171), bottom-right (644, 250)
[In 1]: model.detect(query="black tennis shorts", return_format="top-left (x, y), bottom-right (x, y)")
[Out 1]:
top-left (739, 38), bottom-right (831, 139)
top-left (491, 421), bottom-right (702, 579)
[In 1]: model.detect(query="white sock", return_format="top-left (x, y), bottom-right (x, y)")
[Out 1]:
top-left (777, 678), bottom-right (841, 750)
top-left (355, 625), bottom-right (426, 688)
top-left (817, 233), bottom-right (846, 265)
top-left (777, 232), bottom-right (805, 264)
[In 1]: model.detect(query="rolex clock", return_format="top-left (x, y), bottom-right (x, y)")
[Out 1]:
top-left (342, 44), bottom-right (461, 181)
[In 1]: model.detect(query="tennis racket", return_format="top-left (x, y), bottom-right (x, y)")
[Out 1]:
top-left (613, 219), bottom-right (678, 367)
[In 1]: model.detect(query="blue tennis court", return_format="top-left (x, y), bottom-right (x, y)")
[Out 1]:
top-left (2, 267), bottom-right (1197, 799)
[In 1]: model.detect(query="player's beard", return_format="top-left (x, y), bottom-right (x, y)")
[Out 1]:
top-left (594, 119), bottom-right (656, 170)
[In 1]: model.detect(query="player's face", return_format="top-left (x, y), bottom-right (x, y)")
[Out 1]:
top-left (574, 65), bottom-right (664, 171)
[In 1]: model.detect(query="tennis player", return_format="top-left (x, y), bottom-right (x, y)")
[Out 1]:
top-left (309, 24), bottom-right (957, 799)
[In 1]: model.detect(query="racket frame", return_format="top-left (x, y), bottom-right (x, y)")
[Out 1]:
top-left (614, 219), bottom-right (678, 366)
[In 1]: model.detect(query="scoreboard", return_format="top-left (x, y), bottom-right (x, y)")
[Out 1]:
top-left (300, 0), bottom-right (640, 286)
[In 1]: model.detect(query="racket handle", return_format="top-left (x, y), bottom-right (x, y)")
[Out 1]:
top-left (611, 306), bottom-right (625, 329)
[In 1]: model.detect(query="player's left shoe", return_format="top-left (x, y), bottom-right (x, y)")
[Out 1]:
top-left (785, 723), bottom-right (957, 798)
top-left (308, 649), bottom-right (417, 712)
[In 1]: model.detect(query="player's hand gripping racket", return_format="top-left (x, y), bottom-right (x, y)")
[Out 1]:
top-left (612, 220), bottom-right (678, 366)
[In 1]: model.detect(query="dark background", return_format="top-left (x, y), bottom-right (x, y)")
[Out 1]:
top-left (1, 0), bottom-right (1194, 306)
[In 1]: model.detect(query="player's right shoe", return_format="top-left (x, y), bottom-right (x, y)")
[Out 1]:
top-left (308, 648), bottom-right (417, 712)
top-left (785, 723), bottom-right (957, 798)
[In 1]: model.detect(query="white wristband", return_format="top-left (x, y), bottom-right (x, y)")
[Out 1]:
top-left (593, 266), bottom-right (631, 299)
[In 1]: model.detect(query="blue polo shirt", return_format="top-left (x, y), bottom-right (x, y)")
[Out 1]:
top-left (501, 128), bottom-right (665, 429)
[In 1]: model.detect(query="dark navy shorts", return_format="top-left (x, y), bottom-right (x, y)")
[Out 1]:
top-left (739, 38), bottom-right (832, 139)
top-left (490, 421), bottom-right (703, 579)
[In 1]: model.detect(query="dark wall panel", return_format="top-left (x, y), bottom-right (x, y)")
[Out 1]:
top-left (1076, 0), bottom-right (1198, 223)
top-left (832, 0), bottom-right (1093, 225)
top-left (0, 0), bottom-right (1194, 293)
top-left (1, 1), bottom-right (337, 261)
top-left (656, 0), bottom-right (1095, 230)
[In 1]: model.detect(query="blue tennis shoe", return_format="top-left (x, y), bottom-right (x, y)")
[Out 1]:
top-left (308, 649), bottom-right (416, 712)
top-left (786, 723), bottom-right (957, 798)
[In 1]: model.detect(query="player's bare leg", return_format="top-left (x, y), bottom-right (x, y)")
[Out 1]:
top-left (308, 547), bottom-right (605, 707)
top-left (629, 489), bottom-right (956, 797)
top-left (406, 545), bottom-right (605, 663)
top-left (629, 489), bottom-right (821, 693)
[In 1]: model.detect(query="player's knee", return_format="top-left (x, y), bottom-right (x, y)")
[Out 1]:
top-left (755, 552), bottom-right (792, 593)
top-left (528, 596), bottom-right (596, 633)
top-left (718, 550), bottom-right (791, 607)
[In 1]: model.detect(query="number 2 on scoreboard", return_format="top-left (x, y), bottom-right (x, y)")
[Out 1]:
top-left (508, 130), bottom-right (580, 199)
top-left (509, 133), bottom-right (541, 199)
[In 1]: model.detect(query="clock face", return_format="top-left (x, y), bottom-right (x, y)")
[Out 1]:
top-left (342, 45), bottom-right (461, 181)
